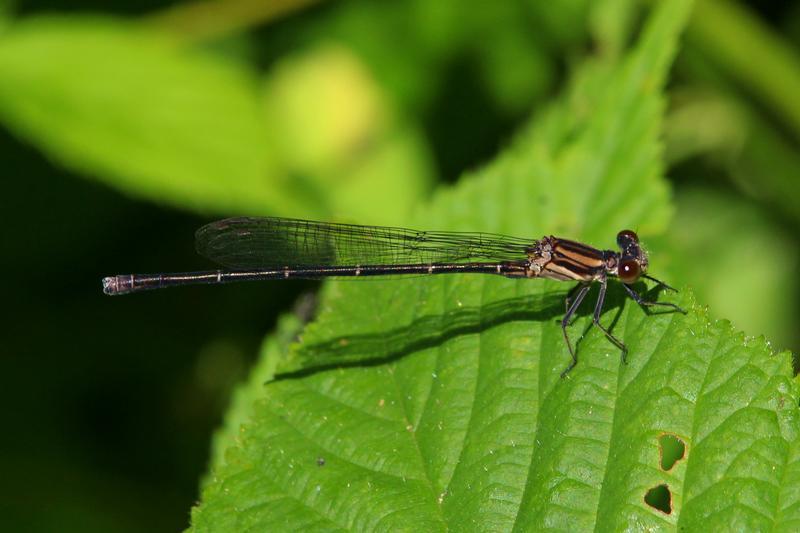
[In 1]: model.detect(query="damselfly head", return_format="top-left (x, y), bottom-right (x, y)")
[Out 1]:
top-left (615, 229), bottom-right (648, 284)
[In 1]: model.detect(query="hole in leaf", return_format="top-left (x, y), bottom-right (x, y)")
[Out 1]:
top-left (644, 484), bottom-right (672, 514)
top-left (658, 433), bottom-right (686, 471)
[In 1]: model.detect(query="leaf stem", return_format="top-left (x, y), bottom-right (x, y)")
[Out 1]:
top-left (687, 0), bottom-right (800, 141)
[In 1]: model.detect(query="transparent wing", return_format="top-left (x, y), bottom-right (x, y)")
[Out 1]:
top-left (195, 217), bottom-right (535, 269)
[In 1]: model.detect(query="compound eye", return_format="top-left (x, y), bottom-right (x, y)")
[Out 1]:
top-left (618, 259), bottom-right (641, 284)
top-left (617, 229), bottom-right (639, 245)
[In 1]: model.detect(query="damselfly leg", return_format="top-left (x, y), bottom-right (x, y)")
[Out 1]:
top-left (622, 280), bottom-right (686, 314)
top-left (591, 277), bottom-right (628, 364)
top-left (560, 283), bottom-right (590, 377)
top-left (559, 276), bottom-right (686, 377)
top-left (642, 274), bottom-right (679, 293)
top-left (564, 282), bottom-right (585, 319)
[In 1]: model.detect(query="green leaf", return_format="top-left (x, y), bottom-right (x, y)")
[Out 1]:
top-left (0, 16), bottom-right (310, 216)
top-left (193, 0), bottom-right (800, 529)
top-left (204, 312), bottom-right (305, 483)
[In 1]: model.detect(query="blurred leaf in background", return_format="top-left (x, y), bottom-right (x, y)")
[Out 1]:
top-left (0, 0), bottom-right (597, 226)
top-left (667, 185), bottom-right (798, 349)
top-left (667, 0), bottom-right (800, 353)
top-left (0, 17), bottom-right (297, 215)
top-left (260, 42), bottom-right (435, 224)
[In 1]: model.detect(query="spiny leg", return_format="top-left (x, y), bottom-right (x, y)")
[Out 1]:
top-left (564, 282), bottom-right (584, 324)
top-left (642, 274), bottom-right (679, 294)
top-left (592, 277), bottom-right (628, 365)
top-left (560, 283), bottom-right (590, 378)
top-left (623, 282), bottom-right (686, 314)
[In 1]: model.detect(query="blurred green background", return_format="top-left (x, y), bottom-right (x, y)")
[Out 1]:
top-left (1, 0), bottom-right (798, 530)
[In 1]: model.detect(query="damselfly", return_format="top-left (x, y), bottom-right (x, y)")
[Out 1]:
top-left (102, 217), bottom-right (684, 376)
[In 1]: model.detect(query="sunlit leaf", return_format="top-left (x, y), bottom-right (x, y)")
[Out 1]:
top-left (193, 1), bottom-right (800, 530)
